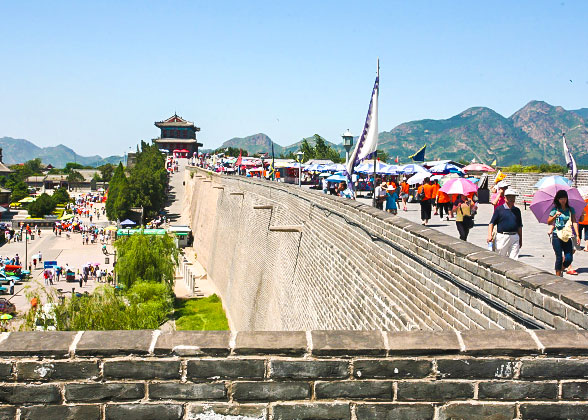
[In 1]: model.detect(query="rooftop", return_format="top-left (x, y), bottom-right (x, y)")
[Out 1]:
top-left (155, 114), bottom-right (200, 129)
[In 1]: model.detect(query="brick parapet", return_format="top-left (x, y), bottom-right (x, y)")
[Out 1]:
top-left (0, 330), bottom-right (587, 419)
top-left (185, 167), bottom-right (588, 331)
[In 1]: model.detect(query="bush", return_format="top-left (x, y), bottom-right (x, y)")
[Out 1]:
top-left (52, 187), bottom-right (70, 204)
top-left (27, 193), bottom-right (57, 218)
top-left (502, 164), bottom-right (566, 174)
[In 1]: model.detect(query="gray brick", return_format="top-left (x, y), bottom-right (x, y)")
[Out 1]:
top-left (76, 330), bottom-right (152, 356)
top-left (20, 405), bottom-right (100, 420)
top-left (273, 403), bottom-right (350, 420)
top-left (386, 332), bottom-right (461, 355)
top-left (312, 331), bottom-right (385, 356)
top-left (0, 331), bottom-right (76, 358)
top-left (187, 403), bottom-right (267, 418)
top-left (315, 381), bottom-right (392, 400)
top-left (355, 404), bottom-right (434, 420)
top-left (0, 407), bottom-right (15, 420)
top-left (521, 359), bottom-right (588, 379)
top-left (17, 361), bottom-right (99, 381)
top-left (104, 360), bottom-right (181, 380)
top-left (0, 384), bottom-right (61, 404)
top-left (65, 383), bottom-right (145, 402)
top-left (232, 382), bottom-right (310, 402)
top-left (562, 382), bottom-right (588, 400)
top-left (0, 363), bottom-right (11, 380)
top-left (437, 359), bottom-right (515, 379)
top-left (461, 330), bottom-right (539, 355)
top-left (149, 382), bottom-right (226, 401)
top-left (235, 331), bottom-right (306, 356)
top-left (271, 360), bottom-right (348, 379)
top-left (438, 403), bottom-right (515, 420)
top-left (106, 403), bottom-right (183, 420)
top-left (520, 403), bottom-right (588, 419)
top-left (187, 359), bottom-right (264, 380)
top-left (154, 330), bottom-right (230, 356)
top-left (478, 381), bottom-right (558, 400)
top-left (354, 359), bottom-right (431, 379)
top-left (397, 381), bottom-right (473, 401)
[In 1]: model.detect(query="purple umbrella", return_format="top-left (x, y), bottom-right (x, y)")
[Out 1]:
top-left (529, 184), bottom-right (585, 224)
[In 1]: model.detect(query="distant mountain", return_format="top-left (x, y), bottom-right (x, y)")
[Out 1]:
top-left (0, 137), bottom-right (123, 167)
top-left (222, 100), bottom-right (588, 166)
top-left (281, 136), bottom-right (346, 156)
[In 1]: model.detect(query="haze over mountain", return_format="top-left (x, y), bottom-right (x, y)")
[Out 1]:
top-left (0, 137), bottom-right (123, 167)
top-left (222, 101), bottom-right (588, 166)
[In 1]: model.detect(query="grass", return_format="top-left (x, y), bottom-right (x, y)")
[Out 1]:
top-left (174, 294), bottom-right (229, 330)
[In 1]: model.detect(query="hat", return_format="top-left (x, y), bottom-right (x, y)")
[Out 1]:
top-left (386, 186), bottom-right (396, 191)
top-left (504, 188), bottom-right (519, 196)
top-left (496, 180), bottom-right (510, 188)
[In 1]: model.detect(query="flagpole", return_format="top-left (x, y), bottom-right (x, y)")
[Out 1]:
top-left (372, 151), bottom-right (377, 207)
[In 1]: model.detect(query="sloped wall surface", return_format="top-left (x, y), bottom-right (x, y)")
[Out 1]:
top-left (185, 168), bottom-right (588, 332)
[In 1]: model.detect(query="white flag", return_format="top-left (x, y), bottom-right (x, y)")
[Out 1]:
top-left (563, 134), bottom-right (577, 182)
top-left (346, 64), bottom-right (379, 178)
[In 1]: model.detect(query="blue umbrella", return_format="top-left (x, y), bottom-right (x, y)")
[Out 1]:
top-left (429, 163), bottom-right (463, 174)
top-left (399, 164), bottom-right (428, 174)
top-left (534, 175), bottom-right (572, 189)
top-left (326, 174), bottom-right (348, 183)
top-left (120, 219), bottom-right (136, 226)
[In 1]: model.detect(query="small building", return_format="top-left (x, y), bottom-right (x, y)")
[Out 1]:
top-left (153, 114), bottom-right (203, 156)
top-left (168, 225), bottom-right (192, 248)
top-left (0, 148), bottom-right (12, 177)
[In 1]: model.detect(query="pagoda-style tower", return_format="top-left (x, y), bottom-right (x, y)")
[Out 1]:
top-left (153, 114), bottom-right (202, 155)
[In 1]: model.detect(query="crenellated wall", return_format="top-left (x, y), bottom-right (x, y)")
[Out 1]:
top-left (184, 167), bottom-right (588, 332)
top-left (0, 330), bottom-right (587, 419)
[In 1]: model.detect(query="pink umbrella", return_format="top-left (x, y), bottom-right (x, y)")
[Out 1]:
top-left (439, 178), bottom-right (478, 195)
top-left (530, 184), bottom-right (585, 224)
top-left (463, 163), bottom-right (496, 172)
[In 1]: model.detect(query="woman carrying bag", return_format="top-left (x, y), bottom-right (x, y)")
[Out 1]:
top-left (547, 189), bottom-right (581, 276)
top-left (453, 194), bottom-right (474, 241)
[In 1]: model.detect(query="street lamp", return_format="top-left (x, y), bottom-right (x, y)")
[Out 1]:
top-left (296, 151), bottom-right (304, 187)
top-left (342, 129), bottom-right (353, 166)
top-left (260, 155), bottom-right (265, 179)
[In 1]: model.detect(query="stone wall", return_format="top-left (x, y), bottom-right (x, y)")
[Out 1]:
top-left (184, 168), bottom-right (588, 332)
top-left (0, 330), bottom-right (587, 420)
top-left (501, 171), bottom-right (588, 204)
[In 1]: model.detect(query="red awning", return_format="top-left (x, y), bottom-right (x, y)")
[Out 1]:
top-left (179, 149), bottom-right (189, 153)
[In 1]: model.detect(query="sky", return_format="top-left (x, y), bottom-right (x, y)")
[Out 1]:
top-left (1, 0), bottom-right (587, 157)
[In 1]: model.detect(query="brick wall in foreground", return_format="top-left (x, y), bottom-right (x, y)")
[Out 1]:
top-left (184, 168), bottom-right (588, 332)
top-left (0, 330), bottom-right (587, 420)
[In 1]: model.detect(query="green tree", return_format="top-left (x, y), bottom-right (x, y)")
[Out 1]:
top-left (64, 162), bottom-right (86, 173)
top-left (114, 234), bottom-right (179, 289)
top-left (128, 141), bottom-right (168, 220)
top-left (105, 163), bottom-right (126, 221)
top-left (98, 163), bottom-right (115, 182)
top-left (52, 187), bottom-right (70, 205)
top-left (67, 170), bottom-right (84, 190)
top-left (27, 193), bottom-right (56, 218)
top-left (299, 139), bottom-right (315, 162)
top-left (377, 150), bottom-right (390, 163)
top-left (214, 146), bottom-right (248, 157)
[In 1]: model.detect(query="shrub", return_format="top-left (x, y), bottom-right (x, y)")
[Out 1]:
top-left (27, 193), bottom-right (56, 218)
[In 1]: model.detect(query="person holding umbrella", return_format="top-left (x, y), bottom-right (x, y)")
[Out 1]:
top-left (547, 189), bottom-right (581, 276)
top-left (487, 188), bottom-right (523, 260)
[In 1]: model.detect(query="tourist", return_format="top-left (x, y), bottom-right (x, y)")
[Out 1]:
top-left (374, 180), bottom-right (386, 210)
top-left (487, 188), bottom-right (523, 260)
top-left (417, 178), bottom-right (434, 225)
top-left (547, 189), bottom-right (580, 276)
top-left (491, 180), bottom-right (509, 209)
top-left (385, 185), bottom-right (399, 214)
top-left (432, 179), bottom-right (441, 215)
top-left (400, 178), bottom-right (409, 211)
top-left (454, 194), bottom-right (474, 240)
top-left (437, 189), bottom-right (451, 221)
top-left (338, 182), bottom-right (354, 200)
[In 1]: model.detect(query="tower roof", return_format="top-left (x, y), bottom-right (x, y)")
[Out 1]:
top-left (155, 113), bottom-right (197, 128)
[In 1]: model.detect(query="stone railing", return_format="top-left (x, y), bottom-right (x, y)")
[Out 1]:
top-left (0, 330), bottom-right (587, 419)
top-left (184, 167), bottom-right (588, 332)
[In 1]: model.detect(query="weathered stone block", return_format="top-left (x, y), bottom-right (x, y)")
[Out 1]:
top-left (273, 403), bottom-right (350, 420)
top-left (20, 405), bottom-right (100, 420)
top-left (562, 382), bottom-right (588, 400)
top-left (534, 330), bottom-right (588, 355)
top-left (312, 331), bottom-right (385, 356)
top-left (17, 361), bottom-right (99, 381)
top-left (65, 383), bottom-right (144, 402)
top-left (270, 360), bottom-right (348, 379)
top-left (235, 331), bottom-right (306, 356)
top-left (315, 380), bottom-right (392, 400)
top-left (154, 331), bottom-right (230, 356)
top-left (386, 331), bottom-right (460, 355)
top-left (353, 359), bottom-right (431, 379)
top-left (76, 330), bottom-right (152, 356)
top-left (461, 330), bottom-right (539, 355)
top-left (187, 359), bottom-right (264, 380)
top-left (187, 403), bottom-right (267, 419)
top-left (478, 381), bottom-right (557, 400)
top-left (104, 360), bottom-right (181, 380)
top-left (520, 403), bottom-right (588, 419)
top-left (0, 407), bottom-right (15, 420)
top-left (232, 382), bottom-right (310, 402)
top-left (438, 403), bottom-right (515, 420)
top-left (520, 359), bottom-right (588, 379)
top-left (0, 384), bottom-right (61, 404)
top-left (437, 359), bottom-right (515, 379)
top-left (105, 403), bottom-right (183, 420)
top-left (149, 382), bottom-right (226, 401)
top-left (0, 331), bottom-right (76, 358)
top-left (0, 363), bottom-right (11, 380)
top-left (397, 381), bottom-right (474, 401)
top-left (355, 403), bottom-right (434, 420)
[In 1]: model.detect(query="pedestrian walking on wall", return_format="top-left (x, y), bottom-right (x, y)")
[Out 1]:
top-left (487, 189), bottom-right (523, 260)
top-left (454, 194), bottom-right (474, 241)
top-left (417, 178), bottom-right (434, 225)
top-left (547, 189), bottom-right (580, 276)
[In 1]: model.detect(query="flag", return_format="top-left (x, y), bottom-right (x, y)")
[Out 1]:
top-left (395, 156), bottom-right (399, 163)
top-left (346, 61), bottom-right (379, 182)
top-left (408, 144), bottom-right (426, 162)
top-left (491, 159), bottom-right (497, 166)
top-left (563, 134), bottom-right (578, 182)
top-left (494, 170), bottom-right (506, 184)
top-left (235, 149), bottom-right (242, 167)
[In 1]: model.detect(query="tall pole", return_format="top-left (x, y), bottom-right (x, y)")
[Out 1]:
top-left (299, 162), bottom-right (302, 187)
top-left (25, 232), bottom-right (28, 270)
top-left (372, 151), bottom-right (377, 207)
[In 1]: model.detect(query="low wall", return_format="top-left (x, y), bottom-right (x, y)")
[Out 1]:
top-left (184, 168), bottom-right (588, 332)
top-left (0, 330), bottom-right (587, 419)
top-left (502, 171), bottom-right (588, 204)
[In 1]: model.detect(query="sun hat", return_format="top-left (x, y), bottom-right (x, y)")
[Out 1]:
top-left (504, 188), bottom-right (519, 196)
top-left (496, 180), bottom-right (510, 188)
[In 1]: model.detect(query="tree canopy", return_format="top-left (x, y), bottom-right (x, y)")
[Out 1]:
top-left (27, 193), bottom-right (56, 218)
top-left (298, 135), bottom-right (343, 163)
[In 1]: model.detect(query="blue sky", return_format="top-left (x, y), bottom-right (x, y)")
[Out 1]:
top-left (1, 0), bottom-right (587, 156)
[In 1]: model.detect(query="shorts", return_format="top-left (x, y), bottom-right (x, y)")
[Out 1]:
top-left (402, 193), bottom-right (409, 200)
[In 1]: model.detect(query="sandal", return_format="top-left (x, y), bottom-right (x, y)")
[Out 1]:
top-left (566, 269), bottom-right (578, 275)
